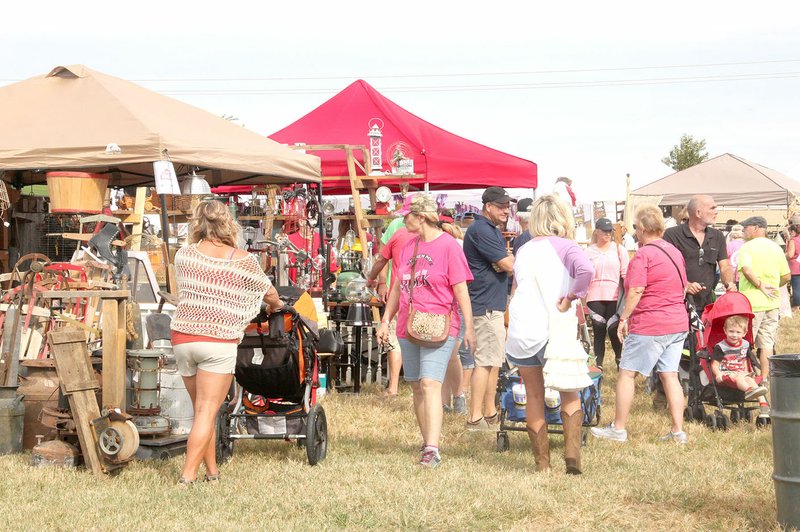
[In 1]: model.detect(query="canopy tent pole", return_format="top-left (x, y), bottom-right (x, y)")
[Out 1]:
top-left (159, 193), bottom-right (171, 269)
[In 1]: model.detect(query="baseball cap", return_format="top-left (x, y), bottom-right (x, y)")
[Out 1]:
top-left (482, 186), bottom-right (513, 204)
top-left (517, 198), bottom-right (533, 213)
top-left (740, 216), bottom-right (767, 229)
top-left (595, 218), bottom-right (614, 232)
top-left (394, 194), bottom-right (415, 216)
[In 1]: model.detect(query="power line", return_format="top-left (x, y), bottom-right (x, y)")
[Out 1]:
top-left (1, 58), bottom-right (799, 83)
top-left (154, 71), bottom-right (800, 96)
top-left (121, 58), bottom-right (800, 82)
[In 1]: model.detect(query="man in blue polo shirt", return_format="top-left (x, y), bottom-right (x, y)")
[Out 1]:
top-left (463, 187), bottom-right (515, 430)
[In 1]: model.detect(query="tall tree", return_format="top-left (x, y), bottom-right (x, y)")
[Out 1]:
top-left (661, 134), bottom-right (709, 171)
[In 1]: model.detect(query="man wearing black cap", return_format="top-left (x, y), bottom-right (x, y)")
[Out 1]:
top-left (663, 195), bottom-right (735, 311)
top-left (462, 186), bottom-right (515, 430)
top-left (738, 215), bottom-right (791, 377)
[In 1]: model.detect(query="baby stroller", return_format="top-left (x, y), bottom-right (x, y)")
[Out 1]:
top-left (685, 291), bottom-right (770, 430)
top-left (495, 365), bottom-right (602, 452)
top-left (215, 288), bottom-right (328, 465)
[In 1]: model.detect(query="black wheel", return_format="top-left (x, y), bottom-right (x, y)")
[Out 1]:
top-left (305, 405), bottom-right (328, 466)
top-left (692, 403), bottom-right (705, 422)
top-left (683, 407), bottom-right (693, 422)
top-left (496, 431), bottom-right (510, 453)
top-left (215, 401), bottom-right (235, 464)
top-left (704, 413), bottom-right (717, 430)
top-left (743, 409), bottom-right (754, 423)
top-left (755, 415), bottom-right (771, 429)
top-left (730, 409), bottom-right (741, 424)
top-left (715, 411), bottom-right (731, 431)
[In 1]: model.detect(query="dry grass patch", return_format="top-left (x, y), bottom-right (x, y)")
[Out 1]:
top-left (0, 316), bottom-right (797, 530)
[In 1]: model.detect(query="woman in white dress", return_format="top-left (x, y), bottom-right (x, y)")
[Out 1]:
top-left (505, 195), bottom-right (594, 474)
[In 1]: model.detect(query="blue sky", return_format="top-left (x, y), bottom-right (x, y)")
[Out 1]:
top-left (3, 1), bottom-right (799, 201)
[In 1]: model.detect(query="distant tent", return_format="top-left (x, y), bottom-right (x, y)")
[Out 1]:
top-left (270, 80), bottom-right (537, 191)
top-left (632, 153), bottom-right (800, 206)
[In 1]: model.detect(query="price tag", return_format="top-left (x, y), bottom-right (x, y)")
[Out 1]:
top-left (153, 160), bottom-right (181, 195)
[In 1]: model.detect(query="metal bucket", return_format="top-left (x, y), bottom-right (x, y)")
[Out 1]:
top-left (159, 367), bottom-right (193, 435)
top-left (769, 354), bottom-right (800, 530)
top-left (0, 386), bottom-right (25, 455)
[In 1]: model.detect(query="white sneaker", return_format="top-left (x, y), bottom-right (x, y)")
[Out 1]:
top-left (590, 424), bottom-right (628, 442)
top-left (659, 430), bottom-right (688, 444)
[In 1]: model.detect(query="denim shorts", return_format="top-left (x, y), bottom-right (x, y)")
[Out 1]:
top-left (619, 332), bottom-right (687, 377)
top-left (398, 336), bottom-right (457, 383)
top-left (506, 343), bottom-right (546, 368)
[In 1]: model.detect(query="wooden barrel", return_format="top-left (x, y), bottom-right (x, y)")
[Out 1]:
top-left (46, 171), bottom-right (108, 214)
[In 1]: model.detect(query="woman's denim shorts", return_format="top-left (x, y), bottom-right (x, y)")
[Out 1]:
top-left (619, 332), bottom-right (687, 376)
top-left (506, 344), bottom-right (546, 368)
top-left (398, 336), bottom-right (457, 383)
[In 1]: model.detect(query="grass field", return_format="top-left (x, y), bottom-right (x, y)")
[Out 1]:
top-left (1, 316), bottom-right (797, 530)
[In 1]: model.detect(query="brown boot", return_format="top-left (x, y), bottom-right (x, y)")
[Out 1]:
top-left (561, 410), bottom-right (583, 475)
top-left (526, 425), bottom-right (550, 472)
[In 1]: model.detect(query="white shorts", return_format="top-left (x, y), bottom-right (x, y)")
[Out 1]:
top-left (173, 342), bottom-right (237, 377)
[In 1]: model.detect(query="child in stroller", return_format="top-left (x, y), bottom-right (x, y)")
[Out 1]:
top-left (710, 315), bottom-right (768, 404)
top-left (689, 291), bottom-right (771, 429)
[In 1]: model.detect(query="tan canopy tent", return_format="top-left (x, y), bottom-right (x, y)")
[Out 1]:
top-left (631, 153), bottom-right (800, 207)
top-left (0, 65), bottom-right (320, 187)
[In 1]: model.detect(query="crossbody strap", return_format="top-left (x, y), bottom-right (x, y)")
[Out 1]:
top-left (645, 243), bottom-right (685, 290)
top-left (408, 238), bottom-right (420, 304)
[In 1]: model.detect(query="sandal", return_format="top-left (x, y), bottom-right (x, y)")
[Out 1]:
top-left (177, 477), bottom-right (196, 487)
top-left (204, 473), bottom-right (220, 483)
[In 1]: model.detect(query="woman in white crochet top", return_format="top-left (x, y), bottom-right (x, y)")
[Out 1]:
top-left (171, 200), bottom-right (283, 485)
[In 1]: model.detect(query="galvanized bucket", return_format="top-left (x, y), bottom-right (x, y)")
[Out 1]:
top-left (0, 386), bottom-right (25, 455)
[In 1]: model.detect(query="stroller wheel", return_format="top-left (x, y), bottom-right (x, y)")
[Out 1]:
top-left (683, 407), bottom-right (693, 422)
top-left (742, 409), bottom-right (754, 423)
top-left (730, 409), bottom-right (741, 424)
top-left (755, 415), bottom-right (771, 428)
top-left (692, 404), bottom-right (705, 422)
top-left (215, 401), bottom-right (235, 464)
top-left (305, 405), bottom-right (328, 466)
top-left (715, 411), bottom-right (731, 431)
top-left (704, 413), bottom-right (717, 430)
top-left (496, 431), bottom-right (510, 453)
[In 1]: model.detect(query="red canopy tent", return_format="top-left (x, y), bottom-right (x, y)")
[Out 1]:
top-left (269, 80), bottom-right (537, 192)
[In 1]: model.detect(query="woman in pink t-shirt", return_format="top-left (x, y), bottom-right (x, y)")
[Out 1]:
top-left (726, 224), bottom-right (745, 283)
top-left (377, 194), bottom-right (475, 468)
top-left (592, 204), bottom-right (690, 445)
top-left (784, 224), bottom-right (800, 310)
top-left (585, 218), bottom-right (629, 369)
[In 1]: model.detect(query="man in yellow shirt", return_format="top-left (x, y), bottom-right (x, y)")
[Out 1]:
top-left (737, 216), bottom-right (791, 377)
